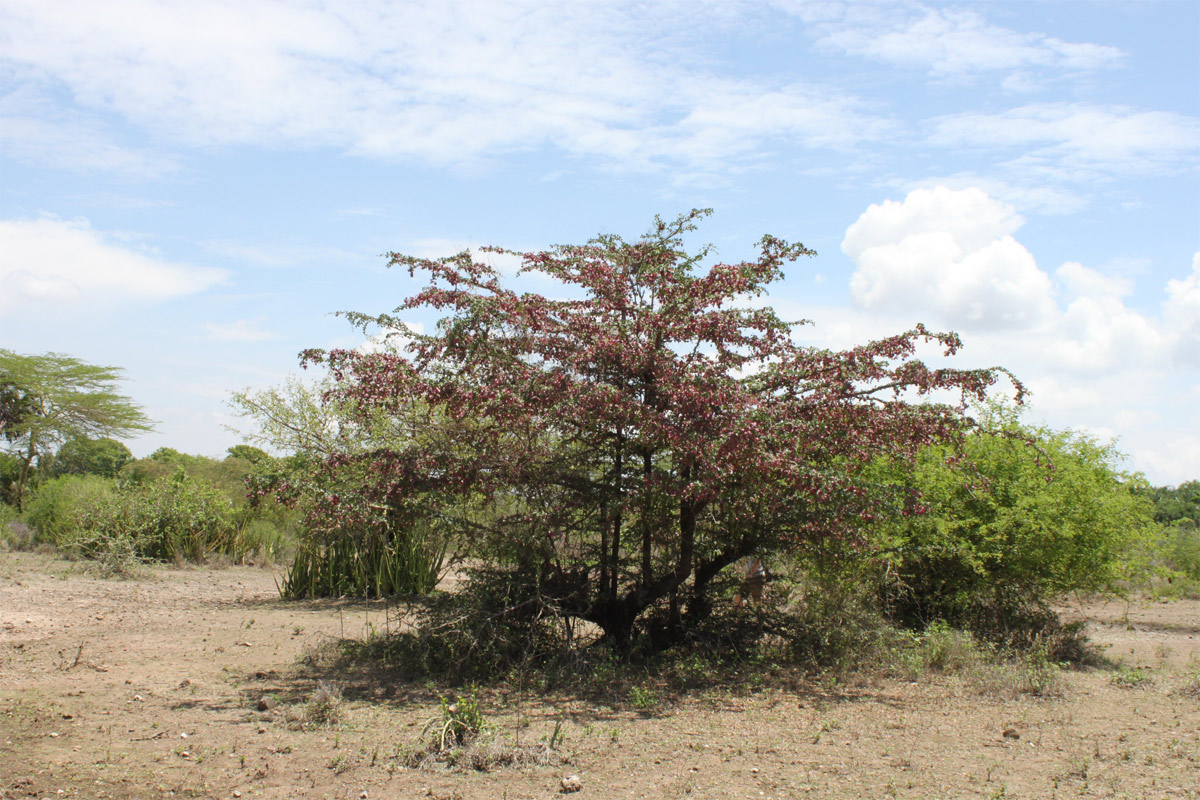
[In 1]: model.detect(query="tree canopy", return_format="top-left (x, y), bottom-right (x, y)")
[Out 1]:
top-left (0, 350), bottom-right (154, 509)
top-left (52, 436), bottom-right (133, 479)
top-left (301, 211), bottom-right (1019, 648)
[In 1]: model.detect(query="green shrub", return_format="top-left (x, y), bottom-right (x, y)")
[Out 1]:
top-left (24, 474), bottom-right (119, 548)
top-left (872, 402), bottom-right (1154, 646)
top-left (423, 690), bottom-right (488, 751)
top-left (22, 471), bottom-right (282, 564)
top-left (52, 437), bottom-right (133, 478)
top-left (234, 518), bottom-right (295, 564)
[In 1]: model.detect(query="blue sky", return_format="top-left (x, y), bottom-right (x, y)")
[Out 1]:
top-left (1, 0), bottom-right (1197, 484)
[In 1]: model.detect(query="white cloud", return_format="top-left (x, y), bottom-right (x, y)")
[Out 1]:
top-left (930, 104), bottom-right (1200, 179)
top-left (1164, 252), bottom-right (1200, 366)
top-left (0, 216), bottom-right (227, 311)
top-left (894, 174), bottom-right (1087, 216)
top-left (1135, 432), bottom-right (1200, 487)
top-left (0, 113), bottom-right (176, 178)
top-left (843, 186), bottom-right (1056, 330)
top-left (788, 2), bottom-right (1124, 80)
top-left (203, 318), bottom-right (282, 342)
top-left (837, 186), bottom-right (1200, 484)
top-left (841, 187), bottom-right (1197, 373)
top-left (0, 84), bottom-right (177, 177)
top-left (0, 0), bottom-right (888, 177)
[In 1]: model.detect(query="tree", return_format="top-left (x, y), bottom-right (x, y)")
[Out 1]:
top-left (0, 350), bottom-right (154, 510)
top-left (304, 210), bottom-right (1017, 649)
top-left (226, 444), bottom-right (271, 465)
top-left (52, 436), bottom-right (134, 478)
top-left (1142, 480), bottom-right (1200, 526)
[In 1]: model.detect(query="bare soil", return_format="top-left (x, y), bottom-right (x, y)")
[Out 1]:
top-left (2, 552), bottom-right (1198, 800)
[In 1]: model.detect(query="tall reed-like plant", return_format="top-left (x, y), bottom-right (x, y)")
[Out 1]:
top-left (280, 516), bottom-right (446, 599)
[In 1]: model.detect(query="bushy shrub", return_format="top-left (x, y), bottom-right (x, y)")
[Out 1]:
top-left (342, 565), bottom-right (571, 684)
top-left (22, 471), bottom-right (288, 564)
top-left (24, 474), bottom-right (118, 548)
top-left (870, 403), bottom-right (1153, 646)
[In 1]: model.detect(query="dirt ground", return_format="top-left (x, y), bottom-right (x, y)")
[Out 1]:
top-left (2, 552), bottom-right (1198, 800)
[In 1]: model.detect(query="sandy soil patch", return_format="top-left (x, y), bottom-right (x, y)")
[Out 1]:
top-left (2, 552), bottom-right (1198, 799)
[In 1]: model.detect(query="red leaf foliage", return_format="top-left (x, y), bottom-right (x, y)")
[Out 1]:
top-left (304, 210), bottom-right (1020, 645)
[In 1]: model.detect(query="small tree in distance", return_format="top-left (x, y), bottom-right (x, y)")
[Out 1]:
top-left (0, 350), bottom-right (154, 510)
top-left (304, 210), bottom-right (1020, 651)
top-left (52, 436), bottom-right (133, 479)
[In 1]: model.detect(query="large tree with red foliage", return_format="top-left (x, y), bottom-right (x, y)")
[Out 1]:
top-left (305, 210), bottom-right (1017, 649)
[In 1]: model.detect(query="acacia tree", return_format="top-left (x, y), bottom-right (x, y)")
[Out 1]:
top-left (306, 211), bottom-right (1018, 649)
top-left (0, 350), bottom-right (154, 510)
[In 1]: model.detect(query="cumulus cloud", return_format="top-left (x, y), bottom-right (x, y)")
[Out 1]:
top-left (840, 186), bottom-right (1199, 483)
top-left (0, 216), bottom-right (227, 310)
top-left (0, 0), bottom-right (888, 177)
top-left (1164, 252), bottom-right (1200, 366)
top-left (843, 186), bottom-right (1056, 330)
top-left (841, 186), bottom-right (1198, 374)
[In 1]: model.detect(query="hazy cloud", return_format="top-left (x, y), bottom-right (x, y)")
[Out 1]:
top-left (202, 318), bottom-right (283, 342)
top-left (930, 104), bottom-right (1200, 179)
top-left (788, 1), bottom-right (1124, 80)
top-left (0, 216), bottom-right (227, 310)
top-left (0, 0), bottom-right (888, 177)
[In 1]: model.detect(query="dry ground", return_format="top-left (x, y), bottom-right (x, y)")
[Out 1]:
top-left (2, 551), bottom-right (1198, 800)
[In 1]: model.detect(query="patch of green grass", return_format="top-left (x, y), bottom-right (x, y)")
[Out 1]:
top-left (1111, 666), bottom-right (1153, 689)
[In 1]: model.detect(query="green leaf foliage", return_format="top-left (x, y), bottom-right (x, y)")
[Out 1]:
top-left (875, 402), bottom-right (1154, 640)
top-left (0, 350), bottom-right (153, 510)
top-left (53, 436), bottom-right (133, 478)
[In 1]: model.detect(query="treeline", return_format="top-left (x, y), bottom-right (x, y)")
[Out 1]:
top-left (1, 442), bottom-right (300, 567)
top-left (0, 349), bottom-right (299, 568)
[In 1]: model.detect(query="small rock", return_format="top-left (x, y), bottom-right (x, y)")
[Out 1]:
top-left (132, 695), bottom-right (144, 702)
top-left (257, 697), bottom-right (276, 712)
top-left (178, 679), bottom-right (192, 689)
top-left (48, 732), bottom-right (59, 738)
top-left (233, 793), bottom-right (242, 798)
top-left (560, 774), bottom-right (583, 793)
top-left (257, 726), bottom-right (267, 734)
top-left (1003, 728), bottom-right (1020, 740)
top-left (180, 732), bottom-right (188, 739)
